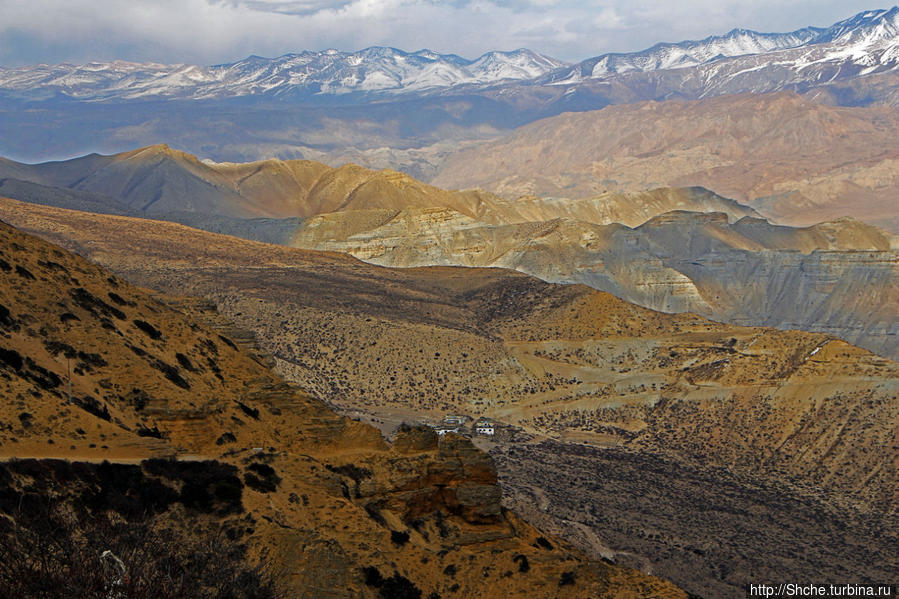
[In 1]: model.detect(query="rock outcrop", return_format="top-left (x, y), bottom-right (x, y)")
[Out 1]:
top-left (290, 204), bottom-right (899, 360)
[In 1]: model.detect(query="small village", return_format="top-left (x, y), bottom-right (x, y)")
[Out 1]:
top-left (431, 414), bottom-right (497, 438)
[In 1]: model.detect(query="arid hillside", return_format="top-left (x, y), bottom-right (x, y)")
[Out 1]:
top-left (291, 207), bottom-right (898, 361)
top-left (2, 198), bottom-right (896, 597)
top-left (0, 218), bottom-right (685, 598)
top-left (0, 144), bottom-right (760, 228)
top-left (432, 92), bottom-right (899, 233)
top-left (0, 144), bottom-right (502, 219)
top-left (4, 150), bottom-right (893, 361)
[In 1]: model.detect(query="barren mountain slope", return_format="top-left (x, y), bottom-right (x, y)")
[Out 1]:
top-left (1, 144), bottom-right (767, 229)
top-left (0, 218), bottom-right (685, 598)
top-left (432, 92), bottom-right (899, 232)
top-left (0, 144), bottom-right (498, 219)
top-left (11, 145), bottom-right (896, 361)
top-left (2, 198), bottom-right (896, 597)
top-left (291, 207), bottom-right (899, 360)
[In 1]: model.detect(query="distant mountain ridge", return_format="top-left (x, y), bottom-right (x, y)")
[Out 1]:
top-left (551, 7), bottom-right (899, 81)
top-left (3, 7), bottom-right (899, 163)
top-left (432, 92), bottom-right (899, 233)
top-left (0, 47), bottom-right (567, 101)
top-left (1, 8), bottom-right (898, 104)
top-left (0, 144), bottom-right (758, 225)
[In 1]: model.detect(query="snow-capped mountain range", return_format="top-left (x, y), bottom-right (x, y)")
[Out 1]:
top-left (2, 7), bottom-right (899, 164)
top-left (551, 7), bottom-right (899, 81)
top-left (1, 7), bottom-right (897, 103)
top-left (0, 47), bottom-right (567, 101)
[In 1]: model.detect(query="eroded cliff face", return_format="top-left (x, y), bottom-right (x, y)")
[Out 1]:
top-left (291, 206), bottom-right (899, 360)
top-left (0, 220), bottom-right (686, 598)
top-left (352, 429), bottom-right (502, 527)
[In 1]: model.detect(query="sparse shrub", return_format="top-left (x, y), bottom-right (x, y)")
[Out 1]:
top-left (218, 335), bottom-right (238, 350)
top-left (216, 432), bottom-right (237, 445)
top-left (534, 536), bottom-right (553, 550)
top-left (72, 395), bottom-right (111, 421)
top-left (148, 358), bottom-right (190, 390)
top-left (244, 463), bottom-right (281, 494)
top-left (133, 319), bottom-right (162, 340)
top-left (0, 347), bottom-right (23, 371)
top-left (559, 570), bottom-right (576, 586)
top-left (391, 530), bottom-right (410, 545)
top-left (126, 388), bottom-right (150, 411)
top-left (206, 356), bottom-right (221, 374)
top-left (247, 463), bottom-right (276, 477)
top-left (513, 554), bottom-right (529, 573)
top-left (136, 426), bottom-right (165, 439)
top-left (176, 352), bottom-right (198, 372)
top-left (14, 265), bottom-right (35, 280)
top-left (106, 291), bottom-right (132, 306)
top-left (236, 401), bottom-right (260, 420)
top-left (77, 351), bottom-right (107, 369)
top-left (0, 304), bottom-right (14, 328)
top-left (22, 357), bottom-right (62, 390)
top-left (362, 566), bottom-right (383, 587)
top-left (69, 287), bottom-right (125, 320)
top-left (37, 260), bottom-right (68, 273)
top-left (379, 573), bottom-right (422, 599)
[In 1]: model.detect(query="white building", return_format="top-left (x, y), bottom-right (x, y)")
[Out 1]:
top-left (434, 424), bottom-right (461, 436)
top-left (474, 417), bottom-right (495, 436)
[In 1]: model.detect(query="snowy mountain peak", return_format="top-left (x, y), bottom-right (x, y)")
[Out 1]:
top-left (0, 46), bottom-right (567, 101)
top-left (818, 6), bottom-right (899, 43)
top-left (548, 6), bottom-right (899, 83)
top-left (1, 8), bottom-right (898, 103)
top-left (572, 25), bottom-right (823, 79)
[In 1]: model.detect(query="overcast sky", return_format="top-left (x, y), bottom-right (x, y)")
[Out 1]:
top-left (0, 1), bottom-right (889, 66)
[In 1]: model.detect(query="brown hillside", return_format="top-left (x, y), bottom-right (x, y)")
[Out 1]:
top-left (3, 198), bottom-right (896, 510)
top-left (290, 206), bottom-right (899, 361)
top-left (0, 218), bottom-right (686, 598)
top-left (0, 144), bottom-right (508, 220)
top-left (1, 144), bottom-right (762, 228)
top-left (1, 198), bottom-right (896, 598)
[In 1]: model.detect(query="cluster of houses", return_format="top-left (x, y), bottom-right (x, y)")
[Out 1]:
top-left (433, 414), bottom-right (496, 437)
